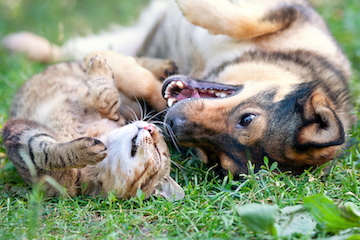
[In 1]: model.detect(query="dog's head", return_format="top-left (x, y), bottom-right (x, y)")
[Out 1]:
top-left (162, 52), bottom-right (351, 177)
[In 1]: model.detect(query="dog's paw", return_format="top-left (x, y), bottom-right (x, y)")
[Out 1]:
top-left (73, 137), bottom-right (108, 167)
top-left (176, 0), bottom-right (231, 36)
top-left (176, 0), bottom-right (191, 16)
top-left (159, 60), bottom-right (179, 80)
top-left (2, 31), bottom-right (60, 62)
top-left (86, 55), bottom-right (113, 80)
top-left (176, 0), bottom-right (198, 25)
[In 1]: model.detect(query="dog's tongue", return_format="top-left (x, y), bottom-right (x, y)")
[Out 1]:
top-left (191, 90), bottom-right (200, 98)
top-left (178, 89), bottom-right (200, 101)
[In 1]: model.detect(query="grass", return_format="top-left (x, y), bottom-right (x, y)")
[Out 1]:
top-left (0, 0), bottom-right (360, 239)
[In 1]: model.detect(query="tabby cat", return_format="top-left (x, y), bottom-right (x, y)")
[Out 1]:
top-left (2, 53), bottom-right (184, 200)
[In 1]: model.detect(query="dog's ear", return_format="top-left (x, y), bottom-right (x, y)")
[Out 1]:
top-left (296, 91), bottom-right (345, 149)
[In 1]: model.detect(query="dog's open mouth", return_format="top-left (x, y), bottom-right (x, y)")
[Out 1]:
top-left (162, 76), bottom-right (242, 107)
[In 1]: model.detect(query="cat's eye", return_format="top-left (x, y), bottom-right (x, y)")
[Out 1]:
top-left (131, 136), bottom-right (137, 157)
top-left (236, 113), bottom-right (257, 128)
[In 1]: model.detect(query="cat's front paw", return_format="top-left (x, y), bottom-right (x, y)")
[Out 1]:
top-left (86, 55), bottom-right (113, 80)
top-left (74, 137), bottom-right (108, 167)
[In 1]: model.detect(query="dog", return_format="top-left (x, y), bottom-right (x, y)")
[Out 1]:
top-left (2, 0), bottom-right (356, 177)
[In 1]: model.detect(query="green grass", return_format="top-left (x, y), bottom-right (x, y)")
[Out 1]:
top-left (0, 0), bottom-right (360, 239)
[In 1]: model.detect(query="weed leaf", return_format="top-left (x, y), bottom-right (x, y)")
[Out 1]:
top-left (235, 203), bottom-right (279, 236)
top-left (303, 195), bottom-right (360, 232)
top-left (279, 205), bottom-right (316, 237)
top-left (339, 202), bottom-right (360, 223)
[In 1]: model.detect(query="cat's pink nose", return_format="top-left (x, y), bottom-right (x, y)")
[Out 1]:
top-left (143, 124), bottom-right (154, 135)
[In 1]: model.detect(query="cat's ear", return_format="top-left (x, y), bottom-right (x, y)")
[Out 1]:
top-left (155, 176), bottom-right (185, 201)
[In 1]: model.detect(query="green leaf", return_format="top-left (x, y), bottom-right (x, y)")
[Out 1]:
top-left (136, 188), bottom-right (145, 203)
top-left (303, 195), bottom-right (360, 232)
top-left (347, 234), bottom-right (360, 240)
top-left (339, 202), bottom-right (360, 223)
top-left (236, 203), bottom-right (279, 236)
top-left (228, 170), bottom-right (233, 182)
top-left (279, 205), bottom-right (316, 237)
top-left (43, 175), bottom-right (67, 196)
top-left (318, 234), bottom-right (360, 240)
top-left (263, 156), bottom-right (269, 169)
top-left (4, 161), bottom-right (16, 170)
top-left (269, 161), bottom-right (278, 172)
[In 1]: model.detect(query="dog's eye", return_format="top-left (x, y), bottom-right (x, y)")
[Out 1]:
top-left (237, 113), bottom-right (256, 128)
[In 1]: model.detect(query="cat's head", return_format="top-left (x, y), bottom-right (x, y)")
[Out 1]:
top-left (99, 121), bottom-right (184, 201)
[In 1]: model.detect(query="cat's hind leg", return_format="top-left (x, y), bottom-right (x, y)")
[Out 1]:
top-left (84, 51), bottom-right (168, 112)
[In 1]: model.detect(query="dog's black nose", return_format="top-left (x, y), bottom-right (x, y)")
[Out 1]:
top-left (166, 115), bottom-right (186, 130)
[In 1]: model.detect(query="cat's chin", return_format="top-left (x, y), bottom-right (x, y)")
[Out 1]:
top-left (102, 121), bottom-right (162, 167)
top-left (96, 121), bottom-right (171, 198)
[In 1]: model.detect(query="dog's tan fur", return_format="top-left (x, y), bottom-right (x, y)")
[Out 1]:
top-left (2, 0), bottom-right (356, 177)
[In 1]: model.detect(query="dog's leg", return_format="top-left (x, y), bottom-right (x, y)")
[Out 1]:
top-left (84, 51), bottom-right (167, 112)
top-left (135, 57), bottom-right (178, 81)
top-left (2, 1), bottom-right (169, 63)
top-left (177, 0), bottom-right (298, 39)
top-left (2, 28), bottom-right (150, 63)
top-left (1, 32), bottom-right (64, 63)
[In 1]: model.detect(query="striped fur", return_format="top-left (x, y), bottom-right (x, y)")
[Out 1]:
top-left (2, 55), bottom-right (184, 200)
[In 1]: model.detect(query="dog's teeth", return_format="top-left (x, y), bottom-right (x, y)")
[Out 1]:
top-left (208, 90), bottom-right (215, 94)
top-left (168, 98), bottom-right (177, 107)
top-left (164, 92), bottom-right (169, 98)
top-left (215, 92), bottom-right (228, 97)
top-left (176, 81), bottom-right (184, 88)
top-left (169, 82), bottom-right (176, 88)
top-left (165, 85), bottom-right (172, 93)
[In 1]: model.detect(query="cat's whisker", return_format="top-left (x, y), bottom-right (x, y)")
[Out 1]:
top-left (162, 122), bottom-right (181, 153)
top-left (147, 108), bottom-right (169, 122)
top-left (141, 99), bottom-right (147, 121)
top-left (133, 96), bottom-right (147, 121)
top-left (126, 106), bottom-right (140, 122)
top-left (170, 159), bottom-right (184, 170)
top-left (146, 149), bottom-right (160, 167)
top-left (119, 176), bottom-right (129, 194)
top-left (148, 120), bottom-right (167, 133)
top-left (143, 110), bottom-right (158, 121)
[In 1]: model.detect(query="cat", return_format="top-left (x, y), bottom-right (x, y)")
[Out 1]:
top-left (2, 53), bottom-right (184, 200)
